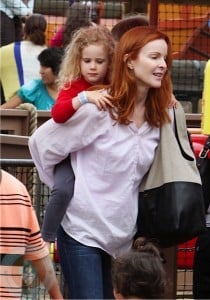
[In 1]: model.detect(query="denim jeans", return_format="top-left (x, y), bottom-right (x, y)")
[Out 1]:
top-left (41, 156), bottom-right (75, 241)
top-left (57, 226), bottom-right (114, 299)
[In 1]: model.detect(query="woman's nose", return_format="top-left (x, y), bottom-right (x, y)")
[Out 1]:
top-left (159, 58), bottom-right (167, 69)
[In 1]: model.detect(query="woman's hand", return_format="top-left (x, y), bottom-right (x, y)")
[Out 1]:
top-left (168, 94), bottom-right (178, 108)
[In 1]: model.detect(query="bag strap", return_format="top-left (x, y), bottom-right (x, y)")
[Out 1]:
top-left (197, 135), bottom-right (210, 168)
top-left (173, 104), bottom-right (195, 161)
top-left (199, 135), bottom-right (210, 159)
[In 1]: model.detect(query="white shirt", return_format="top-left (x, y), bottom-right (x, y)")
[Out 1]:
top-left (29, 104), bottom-right (162, 257)
top-left (13, 40), bottom-right (46, 82)
top-left (0, 0), bottom-right (34, 18)
top-left (0, 41), bottom-right (46, 100)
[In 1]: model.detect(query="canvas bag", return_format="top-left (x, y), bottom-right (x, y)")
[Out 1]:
top-left (137, 103), bottom-right (206, 248)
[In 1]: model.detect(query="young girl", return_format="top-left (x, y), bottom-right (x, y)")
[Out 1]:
top-left (41, 25), bottom-right (115, 244)
top-left (112, 238), bottom-right (166, 299)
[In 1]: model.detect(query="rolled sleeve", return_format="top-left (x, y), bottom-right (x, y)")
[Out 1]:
top-left (29, 104), bottom-right (109, 188)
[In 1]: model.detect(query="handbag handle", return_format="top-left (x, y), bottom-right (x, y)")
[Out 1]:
top-left (199, 135), bottom-right (210, 159)
top-left (173, 107), bottom-right (194, 161)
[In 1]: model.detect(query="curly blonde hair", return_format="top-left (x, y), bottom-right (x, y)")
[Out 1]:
top-left (58, 25), bottom-right (115, 89)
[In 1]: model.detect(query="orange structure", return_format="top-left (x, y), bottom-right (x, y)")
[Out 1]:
top-left (154, 3), bottom-right (210, 59)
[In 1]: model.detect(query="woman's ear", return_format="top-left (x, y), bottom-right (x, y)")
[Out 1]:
top-left (123, 53), bottom-right (128, 63)
top-left (123, 54), bottom-right (134, 70)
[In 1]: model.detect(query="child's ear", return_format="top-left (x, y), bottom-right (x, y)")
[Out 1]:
top-left (113, 288), bottom-right (124, 299)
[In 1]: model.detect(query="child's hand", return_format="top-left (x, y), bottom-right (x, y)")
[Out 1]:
top-left (86, 90), bottom-right (113, 110)
top-left (168, 94), bottom-right (178, 108)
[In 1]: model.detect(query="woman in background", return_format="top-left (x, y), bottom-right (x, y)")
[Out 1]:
top-left (0, 13), bottom-right (47, 103)
top-left (1, 47), bottom-right (63, 110)
top-left (50, 1), bottom-right (98, 48)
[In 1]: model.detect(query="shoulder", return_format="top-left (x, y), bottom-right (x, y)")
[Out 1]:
top-left (18, 80), bottom-right (42, 100)
top-left (65, 103), bottom-right (110, 131)
top-left (75, 103), bottom-right (107, 119)
top-left (22, 79), bottom-right (42, 90)
top-left (0, 42), bottom-right (14, 54)
top-left (1, 170), bottom-right (28, 196)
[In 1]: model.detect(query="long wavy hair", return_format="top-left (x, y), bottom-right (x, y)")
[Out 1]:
top-left (108, 26), bottom-right (173, 127)
top-left (58, 25), bottom-right (115, 90)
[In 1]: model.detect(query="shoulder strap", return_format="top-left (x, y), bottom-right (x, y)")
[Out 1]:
top-left (199, 135), bottom-right (210, 158)
top-left (197, 135), bottom-right (210, 168)
top-left (173, 103), bottom-right (195, 161)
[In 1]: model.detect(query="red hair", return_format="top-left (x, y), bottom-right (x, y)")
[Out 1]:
top-left (108, 26), bottom-right (173, 127)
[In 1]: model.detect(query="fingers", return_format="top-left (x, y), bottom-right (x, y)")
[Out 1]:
top-left (97, 97), bottom-right (114, 110)
top-left (168, 94), bottom-right (178, 109)
top-left (168, 99), bottom-right (178, 108)
top-left (87, 91), bottom-right (114, 110)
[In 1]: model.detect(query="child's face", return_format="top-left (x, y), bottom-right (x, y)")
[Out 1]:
top-left (80, 44), bottom-right (109, 85)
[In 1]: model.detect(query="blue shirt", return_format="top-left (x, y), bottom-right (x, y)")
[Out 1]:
top-left (18, 79), bottom-right (55, 110)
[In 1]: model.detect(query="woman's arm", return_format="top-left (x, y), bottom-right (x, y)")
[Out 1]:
top-left (0, 94), bottom-right (22, 108)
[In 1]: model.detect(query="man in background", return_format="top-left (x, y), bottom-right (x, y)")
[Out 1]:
top-left (0, 169), bottom-right (63, 299)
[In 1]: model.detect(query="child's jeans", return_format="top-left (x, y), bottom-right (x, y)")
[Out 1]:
top-left (41, 155), bottom-right (75, 242)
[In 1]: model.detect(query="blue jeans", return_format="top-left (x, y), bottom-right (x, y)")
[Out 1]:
top-left (57, 226), bottom-right (114, 299)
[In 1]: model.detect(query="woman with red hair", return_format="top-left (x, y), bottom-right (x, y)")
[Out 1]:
top-left (29, 26), bottom-right (187, 299)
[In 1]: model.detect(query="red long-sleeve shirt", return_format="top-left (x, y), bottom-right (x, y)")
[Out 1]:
top-left (51, 77), bottom-right (92, 123)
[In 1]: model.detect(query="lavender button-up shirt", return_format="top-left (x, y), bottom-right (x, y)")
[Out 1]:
top-left (29, 104), bottom-right (163, 256)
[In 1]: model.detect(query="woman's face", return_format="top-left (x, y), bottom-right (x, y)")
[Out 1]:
top-left (129, 39), bottom-right (168, 89)
top-left (80, 44), bottom-right (109, 85)
top-left (39, 65), bottom-right (57, 86)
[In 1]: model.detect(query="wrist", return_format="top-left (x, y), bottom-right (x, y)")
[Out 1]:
top-left (78, 91), bottom-right (88, 105)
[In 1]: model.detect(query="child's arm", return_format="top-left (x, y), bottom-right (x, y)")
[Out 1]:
top-left (52, 84), bottom-right (113, 123)
top-left (71, 89), bottom-right (113, 111)
top-left (31, 255), bottom-right (63, 299)
top-left (51, 87), bottom-right (77, 123)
